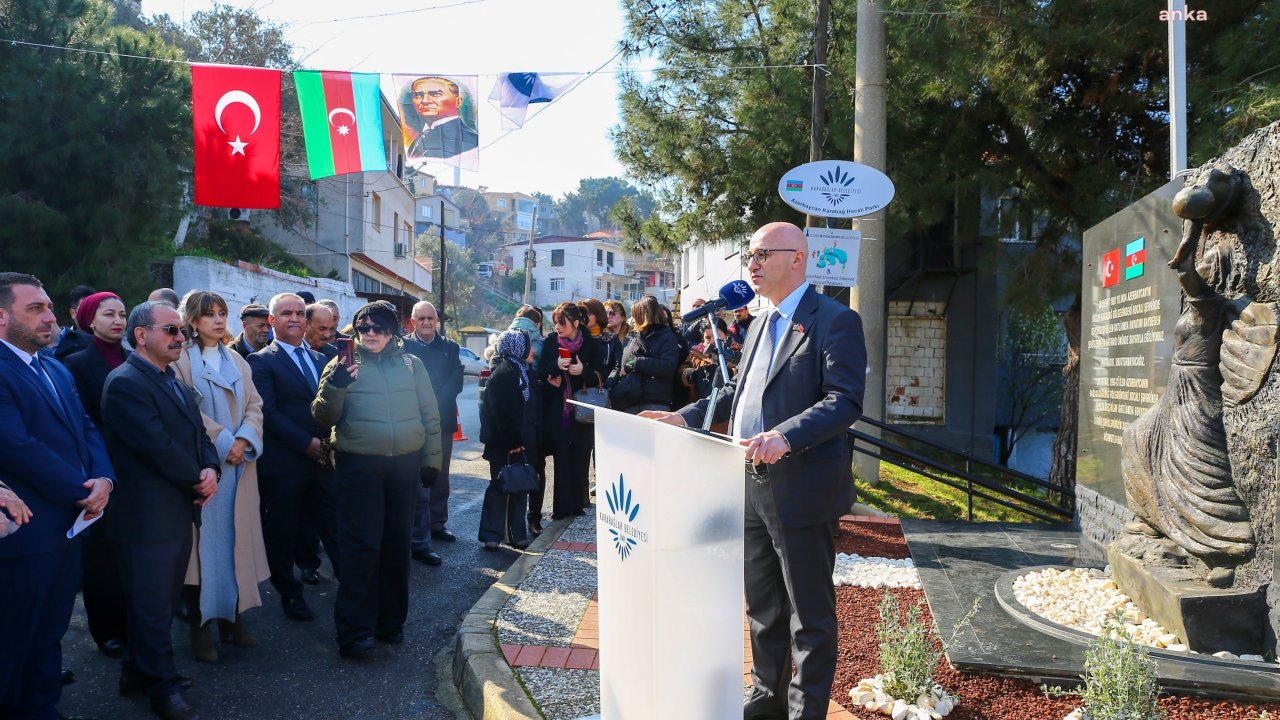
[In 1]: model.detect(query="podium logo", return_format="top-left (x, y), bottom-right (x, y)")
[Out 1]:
top-left (601, 474), bottom-right (647, 561)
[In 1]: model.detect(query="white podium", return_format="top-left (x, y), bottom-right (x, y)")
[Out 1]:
top-left (589, 406), bottom-right (745, 720)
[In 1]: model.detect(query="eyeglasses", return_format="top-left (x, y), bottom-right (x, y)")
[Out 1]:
top-left (741, 248), bottom-right (801, 267)
top-left (145, 324), bottom-right (184, 336)
top-left (354, 324), bottom-right (390, 336)
top-left (606, 310), bottom-right (620, 316)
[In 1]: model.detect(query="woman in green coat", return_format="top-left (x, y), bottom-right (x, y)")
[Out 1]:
top-left (312, 301), bottom-right (442, 659)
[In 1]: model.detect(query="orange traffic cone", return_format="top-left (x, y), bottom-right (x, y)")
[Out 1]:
top-left (453, 408), bottom-right (469, 442)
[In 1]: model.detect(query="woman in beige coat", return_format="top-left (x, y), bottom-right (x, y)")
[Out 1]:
top-left (175, 290), bottom-right (271, 662)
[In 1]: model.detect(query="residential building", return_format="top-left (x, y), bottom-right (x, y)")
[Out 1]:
top-left (482, 190), bottom-right (555, 245)
top-left (255, 94), bottom-right (430, 322)
top-left (504, 234), bottom-right (660, 307)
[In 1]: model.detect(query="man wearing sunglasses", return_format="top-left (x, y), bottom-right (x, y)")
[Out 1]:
top-left (642, 221), bottom-right (867, 720)
top-left (101, 300), bottom-right (220, 720)
top-left (246, 293), bottom-right (340, 625)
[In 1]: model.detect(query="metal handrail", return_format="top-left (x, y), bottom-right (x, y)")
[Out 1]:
top-left (847, 427), bottom-right (1075, 524)
top-left (856, 415), bottom-right (1073, 502)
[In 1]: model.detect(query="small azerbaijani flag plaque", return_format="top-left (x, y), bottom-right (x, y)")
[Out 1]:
top-left (1124, 236), bottom-right (1146, 281)
top-left (294, 71), bottom-right (387, 180)
top-left (785, 179), bottom-right (804, 192)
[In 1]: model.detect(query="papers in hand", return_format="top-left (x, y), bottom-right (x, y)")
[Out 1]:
top-left (67, 509), bottom-right (103, 539)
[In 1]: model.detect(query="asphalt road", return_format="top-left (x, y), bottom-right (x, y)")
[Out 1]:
top-left (56, 378), bottom-right (518, 720)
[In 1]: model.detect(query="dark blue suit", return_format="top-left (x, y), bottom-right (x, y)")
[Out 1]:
top-left (678, 286), bottom-right (866, 720)
top-left (0, 342), bottom-right (114, 720)
top-left (248, 341), bottom-right (339, 602)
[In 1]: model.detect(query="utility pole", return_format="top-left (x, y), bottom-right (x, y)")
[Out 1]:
top-left (852, 0), bottom-right (886, 486)
top-left (807, 0), bottom-right (830, 231)
top-left (438, 199), bottom-right (448, 329)
top-left (1167, 0), bottom-right (1187, 178)
top-left (522, 204), bottom-right (539, 306)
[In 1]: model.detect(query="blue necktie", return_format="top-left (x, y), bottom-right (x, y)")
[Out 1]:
top-left (295, 347), bottom-right (318, 391)
top-left (29, 355), bottom-right (68, 422)
top-left (733, 311), bottom-right (778, 438)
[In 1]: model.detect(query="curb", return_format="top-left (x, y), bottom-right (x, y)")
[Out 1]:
top-left (452, 518), bottom-right (574, 720)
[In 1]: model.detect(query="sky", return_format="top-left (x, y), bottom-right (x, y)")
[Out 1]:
top-left (143, 0), bottom-right (635, 199)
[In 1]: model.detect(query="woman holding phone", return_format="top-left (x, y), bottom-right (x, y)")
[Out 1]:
top-left (536, 303), bottom-right (603, 521)
top-left (312, 301), bottom-right (443, 659)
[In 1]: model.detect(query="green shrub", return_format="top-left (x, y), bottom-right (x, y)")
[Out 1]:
top-left (876, 592), bottom-right (939, 700)
top-left (1044, 612), bottom-right (1164, 720)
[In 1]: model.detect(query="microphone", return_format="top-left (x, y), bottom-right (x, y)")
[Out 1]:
top-left (681, 280), bottom-right (755, 325)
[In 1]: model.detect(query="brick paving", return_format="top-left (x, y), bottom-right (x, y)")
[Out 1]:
top-left (502, 516), bottom-right (898, 717)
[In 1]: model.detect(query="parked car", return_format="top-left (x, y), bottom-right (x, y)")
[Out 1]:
top-left (458, 346), bottom-right (485, 376)
top-left (476, 262), bottom-right (494, 278)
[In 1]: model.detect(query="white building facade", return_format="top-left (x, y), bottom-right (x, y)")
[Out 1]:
top-left (505, 235), bottom-right (648, 307)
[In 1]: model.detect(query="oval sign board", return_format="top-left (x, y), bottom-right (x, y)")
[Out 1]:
top-left (777, 160), bottom-right (895, 218)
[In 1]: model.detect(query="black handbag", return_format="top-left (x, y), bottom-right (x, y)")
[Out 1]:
top-left (496, 453), bottom-right (539, 494)
top-left (609, 371), bottom-right (645, 409)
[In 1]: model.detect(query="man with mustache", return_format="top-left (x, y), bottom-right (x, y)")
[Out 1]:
top-left (247, 293), bottom-right (339, 622)
top-left (0, 273), bottom-right (114, 720)
top-left (102, 300), bottom-right (219, 720)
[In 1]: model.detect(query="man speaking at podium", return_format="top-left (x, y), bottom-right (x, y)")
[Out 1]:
top-left (642, 221), bottom-right (866, 720)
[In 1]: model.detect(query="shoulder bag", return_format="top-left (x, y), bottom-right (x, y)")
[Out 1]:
top-left (573, 371), bottom-right (609, 424)
top-left (496, 451), bottom-right (539, 494)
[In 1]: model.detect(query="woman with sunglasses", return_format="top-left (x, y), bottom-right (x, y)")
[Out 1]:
top-left (62, 291), bottom-right (132, 659)
top-left (173, 290), bottom-right (270, 662)
top-left (312, 301), bottom-right (443, 659)
top-left (536, 303), bottom-right (604, 521)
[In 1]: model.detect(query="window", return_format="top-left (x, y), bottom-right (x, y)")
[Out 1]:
top-left (606, 251), bottom-right (615, 269)
top-left (496, 198), bottom-right (507, 208)
top-left (551, 249), bottom-right (565, 267)
top-left (596, 280), bottom-right (603, 290)
top-left (550, 278), bottom-right (565, 291)
top-left (371, 192), bottom-right (382, 230)
top-left (517, 213), bottom-right (532, 230)
top-left (404, 222), bottom-right (413, 251)
top-left (421, 206), bottom-right (433, 219)
top-left (596, 248), bottom-right (603, 266)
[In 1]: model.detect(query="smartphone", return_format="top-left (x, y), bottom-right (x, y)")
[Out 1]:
top-left (558, 347), bottom-right (572, 360)
top-left (335, 337), bottom-right (355, 366)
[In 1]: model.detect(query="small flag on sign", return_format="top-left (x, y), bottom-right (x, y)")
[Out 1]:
top-left (1124, 237), bottom-right (1145, 281)
top-left (785, 180), bottom-right (803, 191)
top-left (1101, 248), bottom-right (1121, 288)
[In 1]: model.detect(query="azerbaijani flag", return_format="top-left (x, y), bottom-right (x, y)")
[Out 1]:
top-left (1124, 236), bottom-right (1145, 281)
top-left (294, 71), bottom-right (387, 180)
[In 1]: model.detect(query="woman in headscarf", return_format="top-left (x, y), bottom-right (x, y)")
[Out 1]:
top-left (62, 291), bottom-right (131, 658)
top-left (312, 301), bottom-right (442, 659)
top-left (478, 330), bottom-right (537, 550)
top-left (174, 290), bottom-right (269, 662)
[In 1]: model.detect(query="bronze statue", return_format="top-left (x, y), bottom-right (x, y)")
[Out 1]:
top-left (1120, 166), bottom-right (1256, 588)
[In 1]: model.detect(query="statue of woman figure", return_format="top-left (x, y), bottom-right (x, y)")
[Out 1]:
top-left (1120, 233), bottom-right (1255, 588)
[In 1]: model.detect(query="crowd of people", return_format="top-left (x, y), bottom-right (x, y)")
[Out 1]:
top-left (3, 220), bottom-right (859, 720)
top-left (0, 266), bottom-right (757, 720)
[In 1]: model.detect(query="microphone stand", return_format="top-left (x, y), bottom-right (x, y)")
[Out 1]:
top-left (700, 326), bottom-right (735, 433)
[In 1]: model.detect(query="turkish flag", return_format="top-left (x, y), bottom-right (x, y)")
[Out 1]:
top-left (192, 64), bottom-right (282, 209)
top-left (1101, 248), bottom-right (1121, 288)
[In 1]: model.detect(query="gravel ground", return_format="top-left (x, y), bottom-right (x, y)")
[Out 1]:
top-left (831, 519), bottom-right (1280, 720)
top-left (519, 667), bottom-right (601, 720)
top-left (496, 545), bottom-right (597, 646)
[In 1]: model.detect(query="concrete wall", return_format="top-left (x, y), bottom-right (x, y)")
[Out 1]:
top-left (173, 256), bottom-right (363, 335)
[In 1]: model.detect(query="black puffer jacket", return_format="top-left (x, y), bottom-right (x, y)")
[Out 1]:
top-left (612, 325), bottom-right (680, 408)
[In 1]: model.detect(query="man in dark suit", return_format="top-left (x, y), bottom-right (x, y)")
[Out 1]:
top-left (230, 303), bottom-right (271, 359)
top-left (247, 293), bottom-right (340, 621)
top-left (295, 302), bottom-right (340, 584)
top-left (0, 272), bottom-right (114, 720)
top-left (405, 301), bottom-right (464, 566)
top-left (643, 222), bottom-right (866, 720)
top-left (101, 300), bottom-right (219, 720)
top-left (50, 284), bottom-right (96, 361)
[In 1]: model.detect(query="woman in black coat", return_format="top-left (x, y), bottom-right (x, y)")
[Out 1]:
top-left (478, 331), bottom-right (537, 550)
top-left (60, 291), bottom-right (130, 657)
top-left (610, 295), bottom-right (681, 414)
top-left (537, 303), bottom-right (604, 520)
